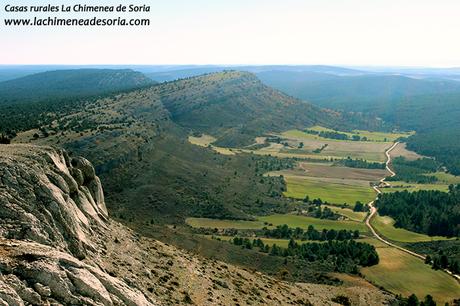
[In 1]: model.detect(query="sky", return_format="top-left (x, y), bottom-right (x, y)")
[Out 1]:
top-left (1, 0), bottom-right (460, 66)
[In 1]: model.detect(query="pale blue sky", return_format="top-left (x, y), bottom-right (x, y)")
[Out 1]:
top-left (1, 0), bottom-right (460, 66)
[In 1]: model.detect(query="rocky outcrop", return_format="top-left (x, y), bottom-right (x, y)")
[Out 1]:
top-left (0, 144), bottom-right (107, 258)
top-left (0, 239), bottom-right (152, 306)
top-left (0, 144), bottom-right (155, 305)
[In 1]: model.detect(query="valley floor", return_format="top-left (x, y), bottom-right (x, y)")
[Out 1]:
top-left (187, 132), bottom-right (460, 304)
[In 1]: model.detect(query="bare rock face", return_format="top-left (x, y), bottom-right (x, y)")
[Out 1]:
top-left (0, 144), bottom-right (155, 305)
top-left (0, 144), bottom-right (108, 258)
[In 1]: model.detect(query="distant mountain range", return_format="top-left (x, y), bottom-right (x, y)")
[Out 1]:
top-left (1, 65), bottom-right (459, 174)
top-left (0, 68), bottom-right (154, 104)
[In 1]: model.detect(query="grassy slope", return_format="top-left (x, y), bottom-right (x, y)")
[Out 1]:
top-left (156, 71), bottom-right (381, 147)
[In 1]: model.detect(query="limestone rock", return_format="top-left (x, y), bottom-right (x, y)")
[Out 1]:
top-left (0, 239), bottom-right (154, 305)
top-left (0, 144), bottom-right (108, 257)
top-left (0, 144), bottom-right (155, 305)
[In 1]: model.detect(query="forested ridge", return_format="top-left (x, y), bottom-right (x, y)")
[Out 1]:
top-left (0, 69), bottom-right (153, 105)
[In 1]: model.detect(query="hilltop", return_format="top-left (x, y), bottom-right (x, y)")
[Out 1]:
top-left (153, 71), bottom-right (381, 146)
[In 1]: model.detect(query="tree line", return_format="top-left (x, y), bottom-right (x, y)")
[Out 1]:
top-left (261, 224), bottom-right (360, 241)
top-left (231, 237), bottom-right (378, 273)
top-left (304, 129), bottom-right (369, 142)
top-left (386, 157), bottom-right (439, 184)
top-left (335, 157), bottom-right (385, 169)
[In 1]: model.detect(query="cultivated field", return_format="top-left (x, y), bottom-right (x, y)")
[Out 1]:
top-left (279, 131), bottom-right (391, 162)
top-left (390, 142), bottom-right (424, 160)
top-left (188, 134), bottom-right (217, 146)
top-left (187, 214), bottom-right (367, 233)
top-left (209, 235), bottom-right (310, 248)
top-left (186, 218), bottom-right (266, 229)
top-left (286, 126), bottom-right (413, 142)
top-left (282, 175), bottom-right (376, 206)
top-left (432, 171), bottom-right (460, 184)
top-left (361, 238), bottom-right (460, 305)
top-left (298, 162), bottom-right (387, 181)
top-left (259, 214), bottom-right (367, 232)
top-left (370, 214), bottom-right (450, 243)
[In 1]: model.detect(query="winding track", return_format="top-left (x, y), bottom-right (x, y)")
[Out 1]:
top-left (365, 142), bottom-right (460, 281)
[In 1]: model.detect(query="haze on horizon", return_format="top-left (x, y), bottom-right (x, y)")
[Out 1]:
top-left (1, 0), bottom-right (460, 67)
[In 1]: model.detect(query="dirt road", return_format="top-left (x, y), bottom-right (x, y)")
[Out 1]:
top-left (365, 142), bottom-right (460, 281)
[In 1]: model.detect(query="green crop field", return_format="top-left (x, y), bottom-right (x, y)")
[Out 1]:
top-left (370, 214), bottom-right (450, 243)
top-left (259, 214), bottom-right (367, 232)
top-left (352, 129), bottom-right (413, 142)
top-left (283, 175), bottom-right (376, 206)
top-left (361, 238), bottom-right (460, 305)
top-left (186, 217), bottom-right (265, 229)
top-left (187, 214), bottom-right (367, 232)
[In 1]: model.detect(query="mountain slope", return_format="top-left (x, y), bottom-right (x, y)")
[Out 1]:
top-left (0, 69), bottom-right (154, 105)
top-left (6, 71), bottom-right (384, 222)
top-left (154, 71), bottom-right (380, 146)
top-left (257, 71), bottom-right (460, 113)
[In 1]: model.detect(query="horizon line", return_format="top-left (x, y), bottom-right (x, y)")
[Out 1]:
top-left (0, 64), bottom-right (459, 69)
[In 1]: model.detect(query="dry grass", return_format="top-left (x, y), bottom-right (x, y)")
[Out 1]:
top-left (188, 134), bottom-right (236, 155)
top-left (278, 131), bottom-right (391, 162)
top-left (390, 142), bottom-right (424, 160)
top-left (298, 162), bottom-right (387, 181)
